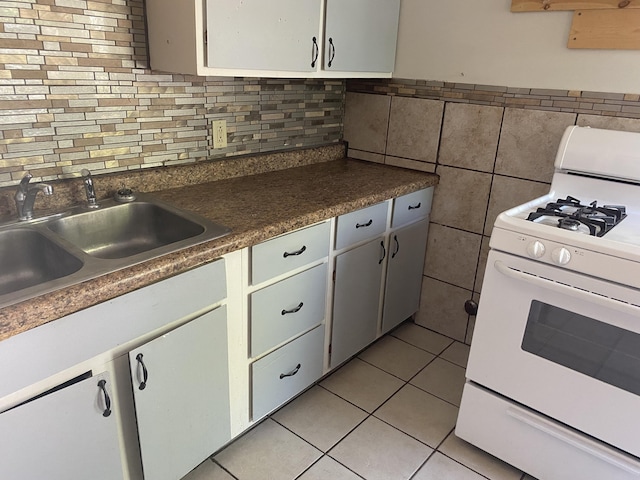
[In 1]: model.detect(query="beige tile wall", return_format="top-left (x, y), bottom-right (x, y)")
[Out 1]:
top-left (344, 89), bottom-right (640, 343)
top-left (0, 0), bottom-right (344, 188)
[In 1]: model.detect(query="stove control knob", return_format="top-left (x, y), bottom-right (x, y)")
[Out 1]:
top-left (552, 247), bottom-right (571, 265)
top-left (526, 241), bottom-right (546, 259)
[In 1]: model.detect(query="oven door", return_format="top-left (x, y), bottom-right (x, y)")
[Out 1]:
top-left (468, 250), bottom-right (640, 458)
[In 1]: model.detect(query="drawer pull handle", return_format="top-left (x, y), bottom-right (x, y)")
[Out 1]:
top-left (280, 363), bottom-right (301, 379)
top-left (379, 240), bottom-right (386, 264)
top-left (282, 302), bottom-right (304, 315)
top-left (135, 353), bottom-right (149, 390)
top-left (283, 245), bottom-right (306, 258)
top-left (392, 235), bottom-right (400, 258)
top-left (97, 379), bottom-right (112, 417)
top-left (408, 202), bottom-right (422, 210)
top-left (356, 219), bottom-right (373, 229)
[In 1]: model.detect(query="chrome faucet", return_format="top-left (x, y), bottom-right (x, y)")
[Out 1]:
top-left (14, 173), bottom-right (54, 221)
top-left (81, 168), bottom-right (98, 208)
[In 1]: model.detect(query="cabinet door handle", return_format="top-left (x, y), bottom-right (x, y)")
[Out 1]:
top-left (379, 240), bottom-right (386, 264)
top-left (327, 37), bottom-right (335, 67)
top-left (279, 363), bottom-right (301, 379)
top-left (283, 245), bottom-right (306, 258)
top-left (97, 379), bottom-right (112, 417)
top-left (135, 353), bottom-right (148, 390)
top-left (408, 202), bottom-right (422, 210)
top-left (392, 235), bottom-right (400, 258)
top-left (356, 219), bottom-right (373, 229)
top-left (311, 36), bottom-right (319, 67)
top-left (282, 302), bottom-right (304, 315)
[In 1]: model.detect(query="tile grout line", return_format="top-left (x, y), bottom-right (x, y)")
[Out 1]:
top-left (356, 351), bottom-right (464, 409)
top-left (431, 427), bottom-right (500, 480)
top-left (210, 457), bottom-right (240, 480)
top-left (213, 323), bottom-right (483, 480)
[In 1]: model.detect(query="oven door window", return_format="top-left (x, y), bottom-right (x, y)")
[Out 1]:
top-left (522, 300), bottom-right (640, 396)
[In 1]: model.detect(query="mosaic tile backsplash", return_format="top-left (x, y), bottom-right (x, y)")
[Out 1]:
top-left (0, 0), bottom-right (344, 187)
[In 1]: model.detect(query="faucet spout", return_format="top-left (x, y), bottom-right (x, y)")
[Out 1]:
top-left (81, 168), bottom-right (98, 208)
top-left (14, 173), bottom-right (54, 221)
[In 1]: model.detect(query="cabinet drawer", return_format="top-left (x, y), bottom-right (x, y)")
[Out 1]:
top-left (392, 187), bottom-right (433, 228)
top-left (251, 221), bottom-right (330, 285)
top-left (335, 202), bottom-right (388, 250)
top-left (252, 325), bottom-right (324, 420)
top-left (251, 264), bottom-right (327, 357)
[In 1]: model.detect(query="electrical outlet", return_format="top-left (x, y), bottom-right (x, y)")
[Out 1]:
top-left (213, 119), bottom-right (227, 149)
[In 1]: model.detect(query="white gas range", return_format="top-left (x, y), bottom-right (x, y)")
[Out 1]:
top-left (456, 126), bottom-right (640, 480)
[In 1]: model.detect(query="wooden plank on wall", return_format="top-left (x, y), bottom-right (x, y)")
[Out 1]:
top-left (512, 0), bottom-right (640, 12)
top-left (568, 9), bottom-right (640, 48)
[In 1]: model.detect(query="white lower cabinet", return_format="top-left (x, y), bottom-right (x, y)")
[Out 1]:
top-left (248, 224), bottom-right (330, 422)
top-left (331, 237), bottom-right (386, 368)
top-left (381, 218), bottom-right (430, 333)
top-left (0, 371), bottom-right (123, 480)
top-left (0, 188), bottom-right (434, 479)
top-left (329, 188), bottom-right (433, 367)
top-left (129, 306), bottom-right (230, 480)
top-left (252, 325), bottom-right (325, 420)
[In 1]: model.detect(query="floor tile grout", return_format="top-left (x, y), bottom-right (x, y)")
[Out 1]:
top-left (211, 458), bottom-right (239, 480)
top-left (322, 333), bottom-right (465, 477)
top-left (357, 347), bottom-right (463, 409)
top-left (294, 453), bottom-right (368, 480)
top-left (407, 449), bottom-right (438, 480)
top-left (210, 322), bottom-right (520, 480)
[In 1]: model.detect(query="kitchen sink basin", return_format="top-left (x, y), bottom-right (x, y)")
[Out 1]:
top-left (0, 193), bottom-right (231, 309)
top-left (47, 201), bottom-right (209, 259)
top-left (0, 229), bottom-right (83, 297)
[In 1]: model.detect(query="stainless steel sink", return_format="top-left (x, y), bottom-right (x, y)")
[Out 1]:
top-left (47, 201), bottom-right (209, 260)
top-left (0, 229), bottom-right (83, 297)
top-left (0, 193), bottom-right (231, 309)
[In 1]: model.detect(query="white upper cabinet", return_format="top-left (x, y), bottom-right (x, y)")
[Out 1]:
top-left (207, 0), bottom-right (320, 72)
top-left (145, 0), bottom-right (400, 78)
top-left (324, 0), bottom-right (400, 73)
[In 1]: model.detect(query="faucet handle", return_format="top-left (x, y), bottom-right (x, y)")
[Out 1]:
top-left (18, 173), bottom-right (33, 194)
top-left (81, 168), bottom-right (98, 208)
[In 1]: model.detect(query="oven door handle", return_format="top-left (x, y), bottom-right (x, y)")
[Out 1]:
top-left (506, 406), bottom-right (640, 475)
top-left (494, 260), bottom-right (640, 318)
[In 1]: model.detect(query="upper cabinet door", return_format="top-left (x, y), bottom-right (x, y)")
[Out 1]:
top-left (324, 0), bottom-right (400, 73)
top-left (207, 0), bottom-right (322, 72)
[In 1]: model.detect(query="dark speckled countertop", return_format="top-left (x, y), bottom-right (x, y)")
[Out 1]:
top-left (0, 157), bottom-right (437, 342)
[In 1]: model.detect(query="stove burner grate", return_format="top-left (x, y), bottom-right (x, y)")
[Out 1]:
top-left (527, 196), bottom-right (627, 237)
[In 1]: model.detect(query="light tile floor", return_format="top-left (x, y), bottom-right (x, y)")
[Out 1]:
top-left (183, 322), bottom-right (534, 480)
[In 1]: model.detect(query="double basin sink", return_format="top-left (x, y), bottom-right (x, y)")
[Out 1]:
top-left (0, 194), bottom-right (231, 309)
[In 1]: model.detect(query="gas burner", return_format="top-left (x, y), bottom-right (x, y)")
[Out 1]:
top-left (558, 217), bottom-right (581, 231)
top-left (527, 196), bottom-right (627, 237)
